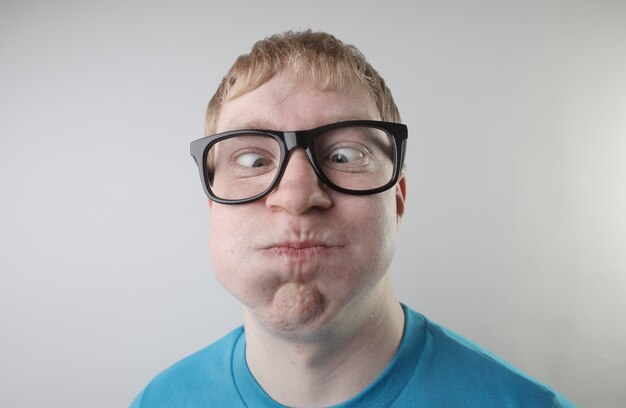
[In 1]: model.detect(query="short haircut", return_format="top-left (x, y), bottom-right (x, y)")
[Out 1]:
top-left (205, 30), bottom-right (401, 135)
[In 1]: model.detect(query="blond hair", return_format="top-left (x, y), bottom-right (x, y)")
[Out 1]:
top-left (205, 30), bottom-right (401, 135)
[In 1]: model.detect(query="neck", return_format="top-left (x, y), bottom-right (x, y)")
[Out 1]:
top-left (242, 276), bottom-right (405, 407)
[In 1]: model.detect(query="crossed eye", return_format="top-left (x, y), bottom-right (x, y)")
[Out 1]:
top-left (236, 152), bottom-right (271, 168)
top-left (326, 147), bottom-right (364, 164)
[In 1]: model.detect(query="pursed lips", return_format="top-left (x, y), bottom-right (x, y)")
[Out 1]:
top-left (259, 240), bottom-right (343, 260)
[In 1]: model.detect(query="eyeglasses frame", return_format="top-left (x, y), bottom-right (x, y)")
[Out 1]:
top-left (190, 120), bottom-right (408, 204)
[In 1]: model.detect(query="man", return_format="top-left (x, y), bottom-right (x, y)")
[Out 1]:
top-left (131, 30), bottom-right (574, 407)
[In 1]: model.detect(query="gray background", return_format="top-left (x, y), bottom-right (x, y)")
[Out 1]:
top-left (1, 0), bottom-right (625, 407)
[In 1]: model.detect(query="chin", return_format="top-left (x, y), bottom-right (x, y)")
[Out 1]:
top-left (252, 283), bottom-right (342, 340)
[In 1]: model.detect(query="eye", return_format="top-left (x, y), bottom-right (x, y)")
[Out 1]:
top-left (327, 147), bottom-right (363, 164)
top-left (236, 153), bottom-right (270, 168)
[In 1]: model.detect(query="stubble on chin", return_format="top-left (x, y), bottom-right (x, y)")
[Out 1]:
top-left (260, 282), bottom-right (327, 334)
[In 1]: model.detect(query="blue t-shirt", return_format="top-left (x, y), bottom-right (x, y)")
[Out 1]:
top-left (131, 305), bottom-right (575, 407)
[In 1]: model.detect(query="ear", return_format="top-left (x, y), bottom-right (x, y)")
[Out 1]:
top-left (395, 174), bottom-right (406, 224)
top-left (207, 198), bottom-right (213, 209)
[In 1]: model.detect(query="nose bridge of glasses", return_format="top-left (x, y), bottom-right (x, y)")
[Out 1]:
top-left (282, 129), bottom-right (320, 170)
top-left (283, 129), bottom-right (317, 161)
top-left (282, 131), bottom-right (310, 151)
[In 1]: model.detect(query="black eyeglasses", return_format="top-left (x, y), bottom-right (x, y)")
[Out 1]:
top-left (190, 120), bottom-right (408, 204)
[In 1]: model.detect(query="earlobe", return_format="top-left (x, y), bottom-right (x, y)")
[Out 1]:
top-left (207, 198), bottom-right (213, 208)
top-left (395, 175), bottom-right (406, 223)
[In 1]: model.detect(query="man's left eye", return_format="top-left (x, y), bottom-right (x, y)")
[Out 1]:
top-left (327, 147), bottom-right (363, 164)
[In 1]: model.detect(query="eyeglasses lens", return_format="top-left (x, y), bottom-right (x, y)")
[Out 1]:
top-left (313, 126), bottom-right (395, 191)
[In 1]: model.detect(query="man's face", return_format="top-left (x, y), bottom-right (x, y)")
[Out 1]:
top-left (209, 72), bottom-right (406, 338)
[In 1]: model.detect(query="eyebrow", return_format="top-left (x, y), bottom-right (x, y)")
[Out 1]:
top-left (224, 119), bottom-right (277, 131)
top-left (224, 117), bottom-right (368, 132)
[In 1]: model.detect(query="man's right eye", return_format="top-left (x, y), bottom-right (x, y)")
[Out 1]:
top-left (236, 153), bottom-right (270, 168)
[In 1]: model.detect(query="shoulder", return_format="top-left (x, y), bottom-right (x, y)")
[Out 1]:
top-left (130, 327), bottom-right (245, 408)
top-left (401, 307), bottom-right (575, 407)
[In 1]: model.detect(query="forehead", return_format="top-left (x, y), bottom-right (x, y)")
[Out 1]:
top-left (215, 72), bottom-right (380, 133)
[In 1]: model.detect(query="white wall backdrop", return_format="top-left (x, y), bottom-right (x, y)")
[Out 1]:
top-left (1, 1), bottom-right (625, 407)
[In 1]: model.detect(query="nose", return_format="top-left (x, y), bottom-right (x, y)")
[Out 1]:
top-left (264, 149), bottom-right (332, 214)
